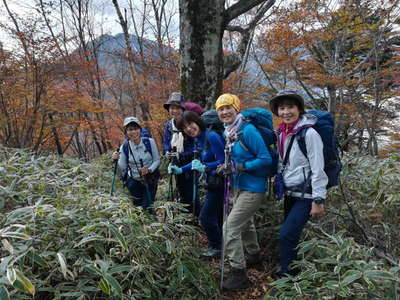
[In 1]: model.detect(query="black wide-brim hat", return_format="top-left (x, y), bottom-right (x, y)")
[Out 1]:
top-left (270, 89), bottom-right (305, 115)
top-left (163, 92), bottom-right (185, 111)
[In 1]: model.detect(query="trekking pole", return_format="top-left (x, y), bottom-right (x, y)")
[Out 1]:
top-left (220, 143), bottom-right (232, 289)
top-left (192, 150), bottom-right (199, 221)
top-left (110, 145), bottom-right (120, 197)
top-left (126, 141), bottom-right (150, 209)
top-left (139, 159), bottom-right (153, 210)
top-left (168, 146), bottom-right (179, 202)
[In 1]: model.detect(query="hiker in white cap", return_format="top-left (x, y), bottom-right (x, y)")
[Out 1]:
top-left (112, 117), bottom-right (160, 212)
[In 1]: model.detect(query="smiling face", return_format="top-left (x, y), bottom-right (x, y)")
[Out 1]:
top-left (169, 104), bottom-right (184, 120)
top-left (216, 105), bottom-right (238, 125)
top-left (277, 103), bottom-right (301, 124)
top-left (183, 121), bottom-right (200, 138)
top-left (125, 123), bottom-right (141, 143)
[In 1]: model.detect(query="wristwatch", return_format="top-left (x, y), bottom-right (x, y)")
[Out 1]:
top-left (313, 197), bottom-right (325, 205)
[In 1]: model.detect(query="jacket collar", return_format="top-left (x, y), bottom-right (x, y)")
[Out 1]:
top-left (276, 113), bottom-right (317, 135)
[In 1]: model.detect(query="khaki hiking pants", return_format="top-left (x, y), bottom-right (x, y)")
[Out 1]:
top-left (223, 189), bottom-right (263, 269)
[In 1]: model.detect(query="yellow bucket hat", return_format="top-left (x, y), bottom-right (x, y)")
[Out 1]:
top-left (215, 94), bottom-right (240, 112)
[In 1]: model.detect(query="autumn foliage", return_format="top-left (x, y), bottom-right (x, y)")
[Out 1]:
top-left (254, 0), bottom-right (400, 155)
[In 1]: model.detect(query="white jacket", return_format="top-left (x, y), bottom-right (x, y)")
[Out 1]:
top-left (277, 114), bottom-right (328, 199)
top-left (117, 138), bottom-right (160, 180)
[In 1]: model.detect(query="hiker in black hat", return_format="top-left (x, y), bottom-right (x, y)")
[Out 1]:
top-left (270, 89), bottom-right (328, 277)
top-left (162, 92), bottom-right (199, 215)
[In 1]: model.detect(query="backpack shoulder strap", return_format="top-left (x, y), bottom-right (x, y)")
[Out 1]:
top-left (237, 122), bottom-right (251, 153)
top-left (296, 128), bottom-right (308, 159)
top-left (282, 135), bottom-right (296, 169)
top-left (204, 128), bottom-right (211, 150)
top-left (122, 139), bottom-right (129, 159)
top-left (122, 140), bottom-right (132, 172)
top-left (142, 137), bottom-right (153, 157)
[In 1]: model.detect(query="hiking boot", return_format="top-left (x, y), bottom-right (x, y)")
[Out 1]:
top-left (222, 267), bottom-right (251, 291)
top-left (246, 252), bottom-right (263, 268)
top-left (201, 248), bottom-right (222, 258)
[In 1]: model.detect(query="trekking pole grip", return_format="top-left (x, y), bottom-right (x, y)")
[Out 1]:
top-left (113, 145), bottom-right (120, 168)
top-left (193, 149), bottom-right (199, 160)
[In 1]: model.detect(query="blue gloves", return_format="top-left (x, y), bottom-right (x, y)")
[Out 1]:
top-left (168, 164), bottom-right (182, 174)
top-left (191, 159), bottom-right (206, 173)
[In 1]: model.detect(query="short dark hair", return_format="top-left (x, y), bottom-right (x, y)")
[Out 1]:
top-left (176, 111), bottom-right (206, 132)
top-left (275, 97), bottom-right (305, 115)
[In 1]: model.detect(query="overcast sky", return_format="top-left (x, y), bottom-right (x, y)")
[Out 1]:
top-left (0, 0), bottom-right (180, 50)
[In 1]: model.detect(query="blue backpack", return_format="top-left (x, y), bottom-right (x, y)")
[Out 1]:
top-left (239, 107), bottom-right (279, 177)
top-left (140, 128), bottom-right (151, 138)
top-left (296, 110), bottom-right (342, 188)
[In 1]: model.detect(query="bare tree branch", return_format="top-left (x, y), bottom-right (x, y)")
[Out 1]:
top-left (223, 1), bottom-right (276, 78)
top-left (224, 0), bottom-right (273, 25)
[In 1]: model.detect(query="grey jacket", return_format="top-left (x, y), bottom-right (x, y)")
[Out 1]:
top-left (277, 114), bottom-right (328, 199)
top-left (117, 138), bottom-right (160, 180)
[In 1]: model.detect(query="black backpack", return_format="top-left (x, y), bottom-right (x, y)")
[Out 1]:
top-left (201, 110), bottom-right (224, 135)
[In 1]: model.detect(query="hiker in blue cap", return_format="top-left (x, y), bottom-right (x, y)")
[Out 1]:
top-left (270, 89), bottom-right (328, 277)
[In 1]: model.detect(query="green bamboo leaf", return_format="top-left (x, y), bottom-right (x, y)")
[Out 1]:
top-left (325, 280), bottom-right (339, 290)
top-left (6, 268), bottom-right (16, 285)
top-left (98, 278), bottom-right (110, 295)
top-left (294, 282), bottom-right (302, 294)
top-left (364, 270), bottom-right (395, 281)
top-left (14, 270), bottom-right (35, 295)
top-left (0, 257), bottom-right (12, 274)
top-left (1, 240), bottom-right (13, 255)
top-left (59, 292), bottom-right (84, 297)
top-left (75, 235), bottom-right (104, 247)
top-left (0, 232), bottom-right (30, 240)
top-left (29, 250), bottom-right (49, 268)
top-left (362, 276), bottom-right (375, 288)
top-left (108, 224), bottom-right (128, 251)
top-left (177, 263), bottom-right (184, 281)
top-left (297, 241), bottom-right (314, 254)
top-left (103, 274), bottom-right (122, 296)
top-left (311, 271), bottom-right (328, 279)
top-left (334, 265), bottom-right (341, 275)
top-left (57, 252), bottom-right (69, 279)
top-left (341, 270), bottom-right (362, 286)
top-left (313, 258), bottom-right (338, 264)
top-left (109, 265), bottom-right (133, 275)
top-left (0, 285), bottom-right (10, 300)
top-left (84, 265), bottom-right (102, 276)
top-left (95, 260), bottom-right (110, 273)
top-left (165, 240), bottom-right (173, 254)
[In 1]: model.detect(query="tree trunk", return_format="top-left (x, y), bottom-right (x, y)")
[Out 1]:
top-left (327, 84), bottom-right (337, 115)
top-left (179, 0), bottom-right (225, 109)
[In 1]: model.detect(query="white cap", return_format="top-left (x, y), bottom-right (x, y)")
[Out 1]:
top-left (123, 117), bottom-right (141, 128)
